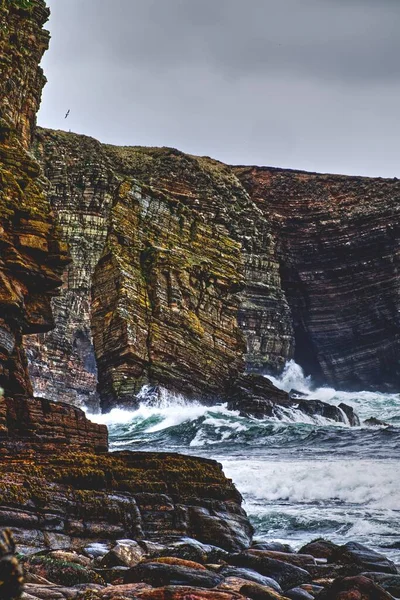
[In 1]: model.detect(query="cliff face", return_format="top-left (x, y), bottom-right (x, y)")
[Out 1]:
top-left (26, 136), bottom-right (294, 410)
top-left (25, 132), bottom-right (400, 404)
top-left (235, 167), bottom-right (400, 391)
top-left (0, 0), bottom-right (68, 400)
top-left (26, 130), bottom-right (116, 410)
top-left (0, 0), bottom-right (108, 449)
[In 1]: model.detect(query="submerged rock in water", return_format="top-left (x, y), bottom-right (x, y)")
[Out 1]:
top-left (363, 417), bottom-right (391, 427)
top-left (227, 374), bottom-right (359, 425)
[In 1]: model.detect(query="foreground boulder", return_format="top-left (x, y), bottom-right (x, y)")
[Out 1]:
top-left (317, 576), bottom-right (395, 600)
top-left (299, 540), bottom-right (340, 561)
top-left (124, 562), bottom-right (224, 588)
top-left (229, 551), bottom-right (311, 590)
top-left (329, 543), bottom-right (398, 575)
top-left (0, 452), bottom-right (252, 555)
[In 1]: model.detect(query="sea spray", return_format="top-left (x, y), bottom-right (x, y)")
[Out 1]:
top-left (87, 362), bottom-right (400, 559)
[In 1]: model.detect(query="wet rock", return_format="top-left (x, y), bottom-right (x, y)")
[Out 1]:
top-left (100, 540), bottom-right (145, 568)
top-left (251, 543), bottom-right (295, 554)
top-left (226, 376), bottom-right (359, 425)
top-left (228, 551), bottom-right (311, 590)
top-left (247, 551), bottom-right (315, 569)
top-left (145, 558), bottom-right (207, 570)
top-left (337, 404), bottom-right (360, 427)
top-left (239, 582), bottom-right (289, 600)
top-left (363, 418), bottom-right (391, 428)
top-left (121, 586), bottom-right (246, 600)
top-left (219, 567), bottom-right (282, 591)
top-left (90, 583), bottom-right (152, 599)
top-left (93, 566), bottom-right (129, 584)
top-left (299, 541), bottom-right (340, 561)
top-left (330, 543), bottom-right (398, 574)
top-left (23, 555), bottom-right (105, 587)
top-left (299, 585), bottom-right (324, 596)
top-left (361, 573), bottom-right (400, 597)
top-left (161, 539), bottom-right (230, 564)
top-left (285, 587), bottom-right (314, 600)
top-left (316, 575), bottom-right (395, 600)
top-left (40, 551), bottom-right (91, 568)
top-left (123, 562), bottom-right (224, 588)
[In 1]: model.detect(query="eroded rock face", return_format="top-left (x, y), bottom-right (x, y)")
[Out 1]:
top-left (25, 139), bottom-right (294, 410)
top-left (0, 451), bottom-right (252, 554)
top-left (26, 130), bottom-right (116, 410)
top-left (235, 166), bottom-right (400, 391)
top-left (0, 0), bottom-right (69, 400)
top-left (25, 135), bottom-right (400, 406)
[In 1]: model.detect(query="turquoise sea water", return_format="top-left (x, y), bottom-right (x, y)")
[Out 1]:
top-left (89, 362), bottom-right (400, 561)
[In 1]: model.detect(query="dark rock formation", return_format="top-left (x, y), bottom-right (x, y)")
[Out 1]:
top-left (227, 375), bottom-right (358, 425)
top-left (329, 543), bottom-right (397, 575)
top-left (228, 551), bottom-right (311, 591)
top-left (317, 576), bottom-right (395, 600)
top-left (234, 166), bottom-right (400, 391)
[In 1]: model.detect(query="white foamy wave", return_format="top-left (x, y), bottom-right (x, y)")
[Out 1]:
top-left (220, 458), bottom-right (399, 509)
top-left (267, 361), bottom-right (400, 424)
top-left (272, 405), bottom-right (348, 427)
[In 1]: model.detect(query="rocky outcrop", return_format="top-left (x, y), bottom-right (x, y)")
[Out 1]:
top-left (227, 374), bottom-right (359, 425)
top-left (235, 166), bottom-right (400, 391)
top-left (91, 151), bottom-right (246, 409)
top-left (0, 451), bottom-right (252, 554)
top-left (0, 0), bottom-right (107, 451)
top-left (0, 0), bottom-right (70, 400)
top-left (25, 139), bottom-right (293, 410)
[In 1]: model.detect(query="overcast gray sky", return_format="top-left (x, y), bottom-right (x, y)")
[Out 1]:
top-left (38, 0), bottom-right (400, 177)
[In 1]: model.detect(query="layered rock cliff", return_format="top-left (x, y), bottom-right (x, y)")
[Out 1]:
top-left (26, 131), bottom-right (400, 403)
top-left (235, 166), bottom-right (400, 391)
top-left (26, 136), bottom-right (295, 410)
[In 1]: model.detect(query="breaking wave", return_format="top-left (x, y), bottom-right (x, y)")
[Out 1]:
top-left (87, 363), bottom-right (400, 559)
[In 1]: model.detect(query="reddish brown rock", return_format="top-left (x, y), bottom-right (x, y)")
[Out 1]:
top-left (316, 576), bottom-right (395, 600)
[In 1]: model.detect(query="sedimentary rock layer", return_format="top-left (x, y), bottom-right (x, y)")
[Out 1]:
top-left (0, 0), bottom-right (69, 399)
top-left (0, 451), bottom-right (252, 553)
top-left (235, 166), bottom-right (400, 390)
top-left (26, 130), bottom-right (116, 410)
top-left (27, 138), bottom-right (294, 410)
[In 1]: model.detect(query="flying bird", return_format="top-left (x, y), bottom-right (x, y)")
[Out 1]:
top-left (65, 109), bottom-right (70, 119)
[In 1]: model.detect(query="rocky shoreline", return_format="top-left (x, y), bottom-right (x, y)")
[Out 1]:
top-left (3, 526), bottom-right (400, 600)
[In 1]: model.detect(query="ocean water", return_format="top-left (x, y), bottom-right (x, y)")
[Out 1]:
top-left (88, 362), bottom-right (400, 561)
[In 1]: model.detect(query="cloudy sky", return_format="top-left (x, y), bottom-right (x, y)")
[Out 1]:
top-left (38, 0), bottom-right (400, 177)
